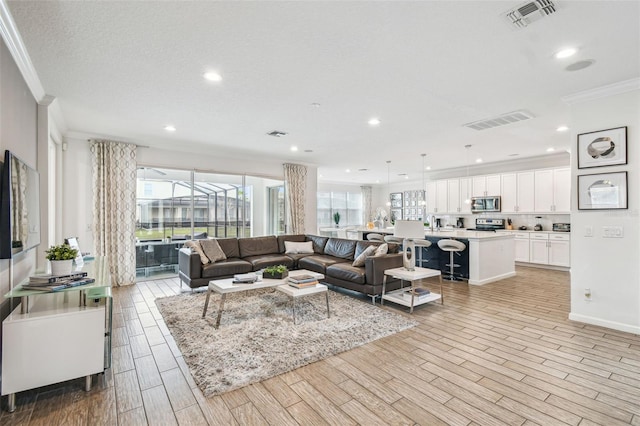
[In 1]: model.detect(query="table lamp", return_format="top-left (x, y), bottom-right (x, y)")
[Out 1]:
top-left (393, 220), bottom-right (427, 271)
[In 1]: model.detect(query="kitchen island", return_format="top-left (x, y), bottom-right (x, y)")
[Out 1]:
top-left (357, 228), bottom-right (515, 285)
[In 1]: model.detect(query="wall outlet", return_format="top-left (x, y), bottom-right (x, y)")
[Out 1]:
top-left (584, 288), bottom-right (592, 301)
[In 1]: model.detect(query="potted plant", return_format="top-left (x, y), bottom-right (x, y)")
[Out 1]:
top-left (333, 212), bottom-right (341, 227)
top-left (46, 243), bottom-right (79, 275)
top-left (263, 264), bottom-right (288, 280)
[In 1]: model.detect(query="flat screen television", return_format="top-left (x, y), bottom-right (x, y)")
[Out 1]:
top-left (0, 150), bottom-right (41, 258)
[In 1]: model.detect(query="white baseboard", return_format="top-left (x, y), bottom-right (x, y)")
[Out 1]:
top-left (468, 271), bottom-right (517, 286)
top-left (568, 313), bottom-right (640, 335)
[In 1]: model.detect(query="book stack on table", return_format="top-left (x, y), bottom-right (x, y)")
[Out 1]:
top-left (288, 274), bottom-right (319, 289)
top-left (22, 272), bottom-right (96, 292)
top-left (403, 287), bottom-right (431, 301)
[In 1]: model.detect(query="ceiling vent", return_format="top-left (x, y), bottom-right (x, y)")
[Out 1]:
top-left (504, 0), bottom-right (557, 29)
top-left (463, 110), bottom-right (535, 131)
top-left (266, 130), bottom-right (288, 137)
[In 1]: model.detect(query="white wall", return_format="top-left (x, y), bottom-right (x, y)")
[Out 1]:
top-left (567, 86), bottom-right (640, 334)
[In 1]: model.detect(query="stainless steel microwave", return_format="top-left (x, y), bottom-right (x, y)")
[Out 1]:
top-left (471, 196), bottom-right (501, 213)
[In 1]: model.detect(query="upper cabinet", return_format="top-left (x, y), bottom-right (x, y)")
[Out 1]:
top-left (472, 174), bottom-right (501, 197)
top-left (423, 167), bottom-right (570, 215)
top-left (534, 168), bottom-right (570, 213)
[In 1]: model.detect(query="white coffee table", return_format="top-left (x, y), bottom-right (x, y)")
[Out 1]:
top-left (203, 270), bottom-right (324, 328)
top-left (276, 283), bottom-right (330, 324)
top-left (382, 267), bottom-right (443, 313)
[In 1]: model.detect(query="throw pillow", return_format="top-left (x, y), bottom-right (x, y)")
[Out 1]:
top-left (185, 240), bottom-right (209, 264)
top-left (200, 238), bottom-right (227, 263)
top-left (352, 245), bottom-right (376, 267)
top-left (284, 241), bottom-right (314, 254)
top-left (373, 243), bottom-right (388, 256)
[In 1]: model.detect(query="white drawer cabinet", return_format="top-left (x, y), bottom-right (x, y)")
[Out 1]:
top-left (514, 232), bottom-right (530, 262)
top-left (527, 232), bottom-right (570, 267)
top-left (529, 233), bottom-right (550, 264)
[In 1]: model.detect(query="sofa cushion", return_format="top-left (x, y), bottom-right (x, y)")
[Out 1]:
top-left (217, 238), bottom-right (240, 259)
top-left (238, 236), bottom-right (279, 258)
top-left (286, 253), bottom-right (312, 269)
top-left (243, 254), bottom-right (294, 270)
top-left (201, 258), bottom-right (252, 278)
top-left (324, 238), bottom-right (357, 260)
top-left (326, 263), bottom-right (366, 284)
top-left (298, 255), bottom-right (345, 274)
top-left (284, 241), bottom-right (314, 254)
top-left (184, 240), bottom-right (209, 264)
top-left (277, 234), bottom-right (306, 253)
top-left (305, 235), bottom-right (329, 254)
top-left (199, 238), bottom-right (227, 262)
top-left (352, 245), bottom-right (376, 267)
top-left (373, 243), bottom-right (389, 256)
top-left (355, 240), bottom-right (383, 259)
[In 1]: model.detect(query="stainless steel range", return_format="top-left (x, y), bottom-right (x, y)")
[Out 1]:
top-left (466, 218), bottom-right (506, 232)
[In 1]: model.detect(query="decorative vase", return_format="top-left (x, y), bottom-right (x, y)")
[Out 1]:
top-left (50, 259), bottom-right (73, 276)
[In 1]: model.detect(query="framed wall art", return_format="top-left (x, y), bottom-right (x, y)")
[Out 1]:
top-left (578, 171), bottom-right (627, 210)
top-left (577, 126), bottom-right (627, 169)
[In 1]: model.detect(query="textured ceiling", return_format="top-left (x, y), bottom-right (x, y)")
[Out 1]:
top-left (8, 1), bottom-right (640, 183)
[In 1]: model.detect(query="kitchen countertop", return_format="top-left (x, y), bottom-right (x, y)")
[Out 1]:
top-left (496, 229), bottom-right (571, 234)
top-left (356, 227), bottom-right (514, 240)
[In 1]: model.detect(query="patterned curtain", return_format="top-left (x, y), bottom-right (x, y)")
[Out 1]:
top-left (361, 185), bottom-right (373, 225)
top-left (90, 140), bottom-right (137, 286)
top-left (10, 156), bottom-right (28, 245)
top-left (283, 163), bottom-right (307, 234)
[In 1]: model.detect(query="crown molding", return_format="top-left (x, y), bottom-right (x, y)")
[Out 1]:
top-left (0, 1), bottom-right (69, 137)
top-left (561, 78), bottom-right (640, 105)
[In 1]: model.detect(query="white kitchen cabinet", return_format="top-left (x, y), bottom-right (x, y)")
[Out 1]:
top-left (436, 180), bottom-right (448, 213)
top-left (517, 171), bottom-right (535, 213)
top-left (472, 174), bottom-right (501, 197)
top-left (514, 232), bottom-right (530, 262)
top-left (501, 173), bottom-right (517, 213)
top-left (447, 179), bottom-right (460, 213)
top-left (548, 233), bottom-right (571, 267)
top-left (459, 177), bottom-right (472, 214)
top-left (534, 168), bottom-right (570, 213)
top-left (529, 233), bottom-right (550, 264)
top-left (552, 168), bottom-right (571, 213)
top-left (426, 181), bottom-right (439, 213)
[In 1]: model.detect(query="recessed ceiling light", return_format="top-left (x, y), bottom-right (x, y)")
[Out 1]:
top-left (475, 158), bottom-right (483, 163)
top-left (310, 103), bottom-right (321, 108)
top-left (405, 175), bottom-right (409, 179)
top-left (164, 125), bottom-right (176, 132)
top-left (555, 48), bottom-right (577, 59)
top-left (345, 169), bottom-right (351, 173)
top-left (556, 125), bottom-right (569, 132)
top-left (290, 146), bottom-right (298, 152)
top-left (546, 147), bottom-right (555, 152)
top-left (375, 180), bottom-right (380, 184)
top-left (565, 60), bottom-right (595, 72)
top-left (368, 118), bottom-right (381, 126)
top-left (426, 166), bottom-right (431, 170)
top-left (203, 71), bottom-right (222, 82)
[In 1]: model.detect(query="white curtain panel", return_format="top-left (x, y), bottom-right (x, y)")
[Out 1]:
top-left (283, 163), bottom-right (307, 234)
top-left (90, 140), bottom-right (137, 286)
top-left (361, 185), bottom-right (373, 224)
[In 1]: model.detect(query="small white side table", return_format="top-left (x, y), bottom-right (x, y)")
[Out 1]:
top-left (276, 284), bottom-right (330, 324)
top-left (382, 267), bottom-right (443, 313)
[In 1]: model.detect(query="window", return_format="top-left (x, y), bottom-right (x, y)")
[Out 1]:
top-left (317, 191), bottom-right (363, 228)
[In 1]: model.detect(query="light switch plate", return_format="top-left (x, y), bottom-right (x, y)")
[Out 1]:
top-left (603, 226), bottom-right (623, 238)
top-left (585, 226), bottom-right (593, 237)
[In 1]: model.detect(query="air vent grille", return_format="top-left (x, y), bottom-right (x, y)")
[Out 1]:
top-left (463, 110), bottom-right (535, 131)
top-left (505, 0), bottom-right (557, 29)
top-left (266, 130), bottom-right (288, 137)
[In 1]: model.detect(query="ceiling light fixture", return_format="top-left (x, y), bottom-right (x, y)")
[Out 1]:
top-left (203, 71), bottom-right (222, 82)
top-left (556, 125), bottom-right (569, 132)
top-left (290, 146), bottom-right (298, 152)
top-left (555, 48), bottom-right (577, 59)
top-left (386, 160), bottom-right (391, 206)
top-left (546, 147), bottom-right (555, 152)
top-left (345, 169), bottom-right (351, 173)
top-left (368, 118), bottom-right (381, 126)
top-left (164, 125), bottom-right (176, 132)
top-left (476, 158), bottom-right (483, 163)
top-left (426, 166), bottom-right (431, 171)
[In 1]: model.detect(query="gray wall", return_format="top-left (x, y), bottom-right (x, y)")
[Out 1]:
top-left (0, 37), bottom-right (38, 317)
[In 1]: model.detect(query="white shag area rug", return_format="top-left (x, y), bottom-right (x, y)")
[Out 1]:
top-left (155, 288), bottom-right (417, 396)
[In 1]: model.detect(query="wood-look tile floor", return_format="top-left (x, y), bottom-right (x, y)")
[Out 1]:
top-left (2, 266), bottom-right (640, 425)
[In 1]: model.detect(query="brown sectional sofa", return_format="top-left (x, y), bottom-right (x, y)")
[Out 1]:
top-left (178, 234), bottom-right (404, 300)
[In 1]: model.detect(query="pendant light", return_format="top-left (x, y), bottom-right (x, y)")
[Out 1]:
top-left (464, 145), bottom-right (472, 204)
top-left (385, 160), bottom-right (391, 206)
top-left (420, 154), bottom-right (426, 206)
